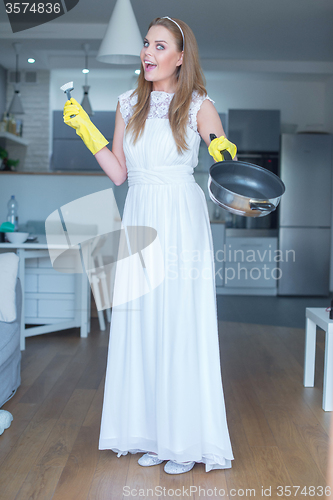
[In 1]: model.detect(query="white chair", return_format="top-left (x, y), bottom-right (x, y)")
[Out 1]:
top-left (89, 235), bottom-right (113, 331)
top-left (304, 307), bottom-right (333, 411)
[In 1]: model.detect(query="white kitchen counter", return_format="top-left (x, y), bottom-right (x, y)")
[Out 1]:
top-left (0, 234), bottom-right (90, 350)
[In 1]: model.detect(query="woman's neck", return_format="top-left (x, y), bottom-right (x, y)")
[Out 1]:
top-left (152, 79), bottom-right (177, 94)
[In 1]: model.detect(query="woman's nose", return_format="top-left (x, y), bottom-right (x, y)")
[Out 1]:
top-left (144, 47), bottom-right (153, 58)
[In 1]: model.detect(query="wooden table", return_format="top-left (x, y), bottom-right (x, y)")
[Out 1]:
top-left (0, 234), bottom-right (91, 350)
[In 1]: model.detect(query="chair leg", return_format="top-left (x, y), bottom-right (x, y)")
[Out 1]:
top-left (106, 307), bottom-right (111, 322)
top-left (97, 309), bottom-right (106, 332)
top-left (100, 271), bottom-right (111, 322)
top-left (91, 275), bottom-right (106, 331)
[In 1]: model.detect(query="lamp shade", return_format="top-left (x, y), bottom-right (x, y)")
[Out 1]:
top-left (96, 0), bottom-right (143, 64)
top-left (8, 83), bottom-right (24, 114)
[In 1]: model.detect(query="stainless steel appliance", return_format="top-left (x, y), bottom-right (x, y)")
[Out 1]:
top-left (278, 133), bottom-right (333, 295)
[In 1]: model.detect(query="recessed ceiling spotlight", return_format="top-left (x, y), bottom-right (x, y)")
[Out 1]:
top-left (82, 68), bottom-right (89, 74)
top-left (135, 69), bottom-right (140, 75)
top-left (27, 58), bottom-right (35, 64)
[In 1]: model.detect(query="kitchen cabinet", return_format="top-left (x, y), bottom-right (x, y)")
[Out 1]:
top-left (223, 236), bottom-right (278, 294)
top-left (0, 234), bottom-right (90, 350)
top-left (25, 255), bottom-right (77, 323)
top-left (210, 231), bottom-right (278, 295)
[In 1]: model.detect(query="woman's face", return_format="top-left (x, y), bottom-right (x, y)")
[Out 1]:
top-left (140, 25), bottom-right (183, 90)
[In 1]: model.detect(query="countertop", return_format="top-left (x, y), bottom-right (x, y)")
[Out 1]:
top-left (225, 228), bottom-right (278, 237)
top-left (206, 220), bottom-right (278, 237)
top-left (0, 170), bottom-right (106, 176)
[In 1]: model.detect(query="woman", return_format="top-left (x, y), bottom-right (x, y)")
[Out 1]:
top-left (63, 16), bottom-right (236, 475)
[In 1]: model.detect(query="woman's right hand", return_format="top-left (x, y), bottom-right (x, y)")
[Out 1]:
top-left (63, 97), bottom-right (91, 130)
top-left (63, 97), bottom-right (109, 155)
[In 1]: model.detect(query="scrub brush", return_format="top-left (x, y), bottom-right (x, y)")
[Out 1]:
top-left (61, 81), bottom-right (76, 118)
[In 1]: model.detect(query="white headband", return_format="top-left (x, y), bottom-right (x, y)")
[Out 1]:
top-left (161, 16), bottom-right (185, 51)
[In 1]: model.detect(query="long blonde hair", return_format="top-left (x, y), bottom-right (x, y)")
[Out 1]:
top-left (126, 17), bottom-right (208, 154)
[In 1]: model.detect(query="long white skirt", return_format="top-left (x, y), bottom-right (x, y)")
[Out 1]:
top-left (98, 181), bottom-right (234, 472)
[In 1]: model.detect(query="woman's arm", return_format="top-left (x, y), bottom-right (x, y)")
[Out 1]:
top-left (197, 99), bottom-right (238, 161)
top-left (94, 102), bottom-right (128, 186)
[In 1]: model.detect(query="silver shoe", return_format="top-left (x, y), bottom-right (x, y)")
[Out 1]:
top-left (164, 460), bottom-right (195, 474)
top-left (138, 452), bottom-right (165, 466)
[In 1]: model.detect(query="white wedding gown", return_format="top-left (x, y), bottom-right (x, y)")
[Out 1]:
top-left (98, 89), bottom-right (234, 472)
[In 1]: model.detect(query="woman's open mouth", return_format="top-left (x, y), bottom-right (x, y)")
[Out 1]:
top-left (144, 60), bottom-right (157, 72)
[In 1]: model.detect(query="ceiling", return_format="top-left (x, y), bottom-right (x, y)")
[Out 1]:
top-left (0, 0), bottom-right (333, 73)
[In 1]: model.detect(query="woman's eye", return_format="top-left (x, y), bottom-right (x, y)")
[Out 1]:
top-left (157, 44), bottom-right (164, 50)
top-left (143, 41), bottom-right (149, 47)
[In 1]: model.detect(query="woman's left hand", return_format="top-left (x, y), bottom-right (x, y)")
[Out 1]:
top-left (208, 136), bottom-right (237, 162)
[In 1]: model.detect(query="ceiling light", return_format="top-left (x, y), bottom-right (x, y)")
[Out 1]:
top-left (81, 43), bottom-right (94, 116)
top-left (8, 43), bottom-right (24, 115)
top-left (27, 58), bottom-right (35, 64)
top-left (96, 0), bottom-right (142, 65)
top-left (135, 69), bottom-right (140, 75)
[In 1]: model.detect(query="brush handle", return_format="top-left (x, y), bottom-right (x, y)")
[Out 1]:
top-left (65, 89), bottom-right (76, 118)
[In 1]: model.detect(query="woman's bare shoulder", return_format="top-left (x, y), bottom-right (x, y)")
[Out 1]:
top-left (118, 89), bottom-right (137, 126)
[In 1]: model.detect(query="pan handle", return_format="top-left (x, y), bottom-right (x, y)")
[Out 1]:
top-left (209, 134), bottom-right (233, 161)
top-left (249, 201), bottom-right (276, 212)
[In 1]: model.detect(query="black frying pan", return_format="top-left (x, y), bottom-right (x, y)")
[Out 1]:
top-left (207, 134), bottom-right (286, 217)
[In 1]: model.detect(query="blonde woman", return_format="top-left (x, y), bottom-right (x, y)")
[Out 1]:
top-left (64, 16), bottom-right (236, 475)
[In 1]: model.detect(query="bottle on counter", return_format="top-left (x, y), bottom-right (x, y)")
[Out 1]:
top-left (7, 195), bottom-right (19, 231)
top-left (8, 115), bottom-right (16, 135)
top-left (0, 113), bottom-right (8, 133)
top-left (15, 119), bottom-right (23, 137)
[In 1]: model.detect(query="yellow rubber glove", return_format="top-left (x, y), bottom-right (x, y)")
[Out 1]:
top-left (63, 98), bottom-right (109, 155)
top-left (208, 136), bottom-right (237, 162)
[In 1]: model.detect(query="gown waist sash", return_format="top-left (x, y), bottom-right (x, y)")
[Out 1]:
top-left (127, 167), bottom-right (196, 186)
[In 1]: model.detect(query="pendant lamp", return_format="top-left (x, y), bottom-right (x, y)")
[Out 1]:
top-left (81, 43), bottom-right (94, 116)
top-left (8, 43), bottom-right (24, 115)
top-left (96, 0), bottom-right (142, 64)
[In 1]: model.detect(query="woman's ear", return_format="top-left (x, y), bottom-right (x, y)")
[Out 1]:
top-left (176, 51), bottom-right (183, 66)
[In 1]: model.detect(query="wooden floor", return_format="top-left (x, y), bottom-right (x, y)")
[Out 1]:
top-left (0, 318), bottom-right (331, 500)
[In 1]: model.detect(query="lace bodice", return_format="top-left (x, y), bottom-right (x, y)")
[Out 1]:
top-left (118, 89), bottom-right (214, 135)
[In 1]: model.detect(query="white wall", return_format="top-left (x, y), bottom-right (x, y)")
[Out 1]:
top-left (0, 173), bottom-right (128, 228)
top-left (205, 73), bottom-right (327, 133)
